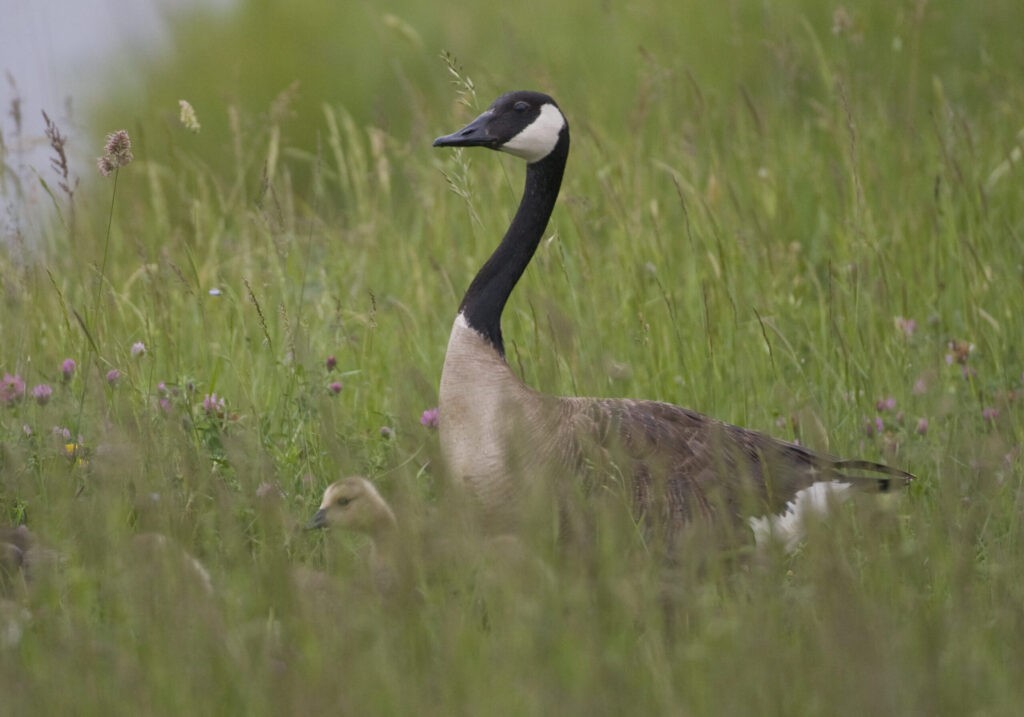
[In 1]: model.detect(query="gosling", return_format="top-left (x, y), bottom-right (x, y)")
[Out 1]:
top-left (307, 477), bottom-right (401, 593)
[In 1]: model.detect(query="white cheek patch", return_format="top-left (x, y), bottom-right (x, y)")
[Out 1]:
top-left (500, 103), bottom-right (566, 163)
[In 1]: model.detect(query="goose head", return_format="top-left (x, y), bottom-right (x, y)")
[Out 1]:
top-left (433, 90), bottom-right (568, 164)
top-left (306, 477), bottom-right (397, 537)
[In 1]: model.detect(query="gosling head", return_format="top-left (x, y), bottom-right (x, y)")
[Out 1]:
top-left (433, 90), bottom-right (568, 164)
top-left (306, 477), bottom-right (397, 536)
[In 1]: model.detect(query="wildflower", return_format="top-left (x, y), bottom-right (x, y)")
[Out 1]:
top-left (875, 396), bottom-right (896, 412)
top-left (52, 426), bottom-right (72, 441)
top-left (832, 6), bottom-right (853, 35)
top-left (945, 340), bottom-right (973, 365)
top-left (894, 316), bottom-right (917, 338)
top-left (0, 374), bottom-right (26, 406)
top-left (63, 442), bottom-right (88, 466)
top-left (178, 100), bottom-right (201, 133)
top-left (130, 341), bottom-right (146, 358)
top-left (326, 355), bottom-right (337, 372)
top-left (912, 378), bottom-right (928, 395)
top-left (328, 381), bottom-right (343, 395)
top-left (420, 407), bottom-right (440, 429)
top-left (158, 397), bottom-right (172, 413)
top-left (982, 407), bottom-right (999, 423)
top-left (97, 129), bottom-right (133, 177)
top-left (380, 426), bottom-right (394, 439)
top-left (915, 418), bottom-right (929, 435)
top-left (865, 416), bottom-right (884, 437)
top-left (61, 358), bottom-right (76, 382)
top-left (31, 384), bottom-right (53, 406)
top-left (202, 393), bottom-right (226, 417)
top-left (208, 288), bottom-right (222, 297)
top-left (106, 369), bottom-right (121, 386)
top-left (22, 424), bottom-right (32, 437)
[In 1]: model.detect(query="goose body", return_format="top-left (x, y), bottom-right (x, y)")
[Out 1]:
top-left (433, 91), bottom-right (914, 547)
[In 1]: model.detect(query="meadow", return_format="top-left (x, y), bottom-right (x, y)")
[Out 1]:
top-left (1, 0), bottom-right (1023, 713)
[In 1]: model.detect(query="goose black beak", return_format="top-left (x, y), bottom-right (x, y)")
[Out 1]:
top-left (305, 509), bottom-right (328, 531)
top-left (433, 110), bottom-right (498, 149)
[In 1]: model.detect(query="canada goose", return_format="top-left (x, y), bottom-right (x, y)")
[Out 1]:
top-left (0, 598), bottom-right (31, 649)
top-left (112, 532), bottom-right (223, 647)
top-left (307, 477), bottom-right (401, 592)
top-left (432, 90), bottom-right (915, 548)
top-left (306, 477), bottom-right (547, 596)
top-left (1, 525), bottom-right (61, 595)
top-left (0, 526), bottom-right (45, 649)
top-left (0, 526), bottom-right (29, 597)
top-left (127, 532), bottom-right (215, 596)
top-left (307, 476), bottom-right (398, 537)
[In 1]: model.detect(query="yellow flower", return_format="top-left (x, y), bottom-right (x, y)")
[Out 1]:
top-left (63, 443), bottom-right (89, 467)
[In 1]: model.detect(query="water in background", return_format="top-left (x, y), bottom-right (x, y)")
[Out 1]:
top-left (0, 0), bottom-right (233, 245)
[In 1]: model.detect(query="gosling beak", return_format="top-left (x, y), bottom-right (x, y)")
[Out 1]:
top-left (433, 110), bottom-right (498, 149)
top-left (306, 509), bottom-right (328, 531)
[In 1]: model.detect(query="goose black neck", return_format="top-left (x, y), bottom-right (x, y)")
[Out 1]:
top-left (459, 132), bottom-right (569, 356)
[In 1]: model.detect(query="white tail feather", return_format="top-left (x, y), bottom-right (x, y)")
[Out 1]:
top-left (748, 481), bottom-right (852, 553)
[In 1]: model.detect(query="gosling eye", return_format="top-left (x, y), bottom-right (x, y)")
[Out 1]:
top-left (336, 496), bottom-right (352, 507)
top-left (513, 101), bottom-right (529, 112)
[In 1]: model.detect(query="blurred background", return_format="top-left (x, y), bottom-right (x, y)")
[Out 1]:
top-left (5, 0), bottom-right (1019, 214)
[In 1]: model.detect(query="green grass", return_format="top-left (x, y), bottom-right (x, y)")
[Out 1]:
top-left (2, 0), bottom-right (1024, 713)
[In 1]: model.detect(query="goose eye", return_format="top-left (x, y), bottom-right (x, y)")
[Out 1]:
top-left (513, 101), bottom-right (529, 112)
top-left (336, 496), bottom-right (352, 507)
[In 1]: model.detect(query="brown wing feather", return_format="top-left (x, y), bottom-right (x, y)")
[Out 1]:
top-left (563, 397), bottom-right (913, 534)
